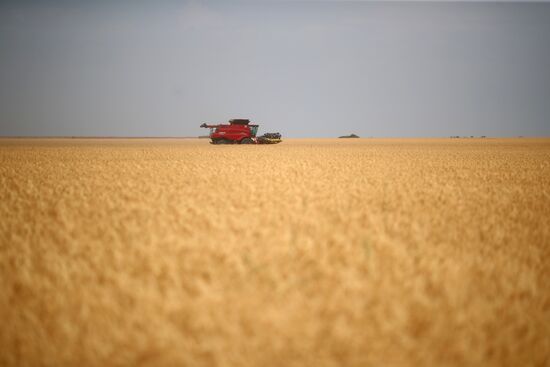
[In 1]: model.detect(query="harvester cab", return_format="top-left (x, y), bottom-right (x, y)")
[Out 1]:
top-left (200, 119), bottom-right (281, 145)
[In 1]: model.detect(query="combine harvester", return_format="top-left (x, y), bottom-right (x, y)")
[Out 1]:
top-left (200, 119), bottom-right (282, 144)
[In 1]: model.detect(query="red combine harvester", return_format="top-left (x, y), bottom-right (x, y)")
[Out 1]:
top-left (200, 119), bottom-right (282, 145)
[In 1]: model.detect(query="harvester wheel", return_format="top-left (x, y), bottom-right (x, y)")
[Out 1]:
top-left (217, 139), bottom-right (230, 144)
top-left (240, 138), bottom-right (253, 144)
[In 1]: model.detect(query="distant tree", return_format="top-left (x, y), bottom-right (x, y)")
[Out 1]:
top-left (339, 134), bottom-right (360, 138)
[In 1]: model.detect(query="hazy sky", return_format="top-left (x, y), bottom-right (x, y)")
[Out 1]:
top-left (1, 0), bottom-right (549, 137)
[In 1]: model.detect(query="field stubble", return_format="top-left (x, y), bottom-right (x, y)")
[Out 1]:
top-left (0, 138), bottom-right (549, 366)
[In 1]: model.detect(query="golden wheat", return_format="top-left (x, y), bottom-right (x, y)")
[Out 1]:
top-left (1, 138), bottom-right (549, 367)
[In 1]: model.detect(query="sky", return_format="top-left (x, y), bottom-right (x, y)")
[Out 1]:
top-left (0, 0), bottom-right (549, 138)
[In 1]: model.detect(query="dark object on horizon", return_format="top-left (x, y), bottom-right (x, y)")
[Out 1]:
top-left (339, 134), bottom-right (360, 138)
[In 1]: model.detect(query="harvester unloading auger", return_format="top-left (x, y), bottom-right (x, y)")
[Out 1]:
top-left (200, 119), bottom-right (282, 144)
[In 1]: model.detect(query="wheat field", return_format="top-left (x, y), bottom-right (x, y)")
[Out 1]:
top-left (1, 138), bottom-right (549, 367)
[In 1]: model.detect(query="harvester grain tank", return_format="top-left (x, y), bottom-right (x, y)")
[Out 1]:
top-left (200, 119), bottom-right (282, 144)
